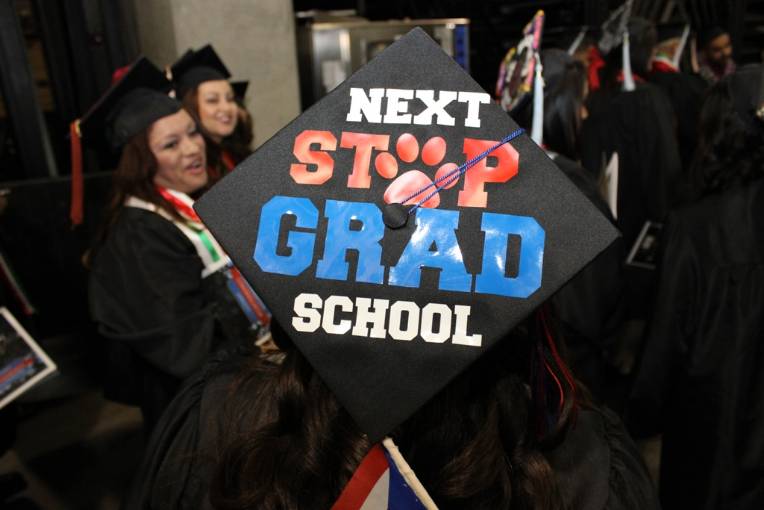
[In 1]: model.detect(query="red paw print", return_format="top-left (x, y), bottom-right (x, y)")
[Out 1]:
top-left (378, 133), bottom-right (459, 209)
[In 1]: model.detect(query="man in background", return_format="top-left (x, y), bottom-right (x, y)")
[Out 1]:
top-left (698, 27), bottom-right (736, 83)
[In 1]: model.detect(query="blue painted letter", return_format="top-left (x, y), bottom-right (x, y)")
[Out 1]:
top-left (388, 208), bottom-right (471, 292)
top-left (475, 212), bottom-right (544, 298)
top-left (253, 196), bottom-right (317, 275)
top-left (316, 200), bottom-right (385, 284)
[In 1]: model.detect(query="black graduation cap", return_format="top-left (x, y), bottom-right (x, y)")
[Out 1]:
top-left (79, 57), bottom-right (180, 150)
top-left (70, 57), bottom-right (180, 225)
top-left (598, 0), bottom-right (636, 90)
top-left (655, 22), bottom-right (691, 70)
top-left (170, 44), bottom-right (232, 99)
top-left (195, 28), bottom-right (618, 441)
top-left (231, 80), bottom-right (249, 102)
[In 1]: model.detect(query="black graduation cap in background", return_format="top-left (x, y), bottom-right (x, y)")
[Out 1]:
top-left (598, 0), bottom-right (636, 90)
top-left (655, 22), bottom-right (691, 70)
top-left (70, 57), bottom-right (180, 225)
top-left (195, 28), bottom-right (618, 441)
top-left (231, 80), bottom-right (249, 102)
top-left (170, 44), bottom-right (232, 99)
top-left (79, 57), bottom-right (179, 150)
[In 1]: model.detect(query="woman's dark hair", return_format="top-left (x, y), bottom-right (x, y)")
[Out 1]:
top-left (209, 308), bottom-right (580, 510)
top-left (691, 67), bottom-right (764, 196)
top-left (182, 86), bottom-right (253, 182)
top-left (515, 49), bottom-right (587, 160)
top-left (88, 129), bottom-right (187, 257)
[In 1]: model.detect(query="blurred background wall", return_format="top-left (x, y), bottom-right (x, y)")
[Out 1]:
top-left (129, 0), bottom-right (301, 147)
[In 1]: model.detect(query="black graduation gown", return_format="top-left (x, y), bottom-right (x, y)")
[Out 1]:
top-left (581, 83), bottom-right (684, 320)
top-left (648, 71), bottom-right (707, 172)
top-left (550, 155), bottom-right (628, 411)
top-left (627, 180), bottom-right (764, 510)
top-left (123, 348), bottom-right (659, 510)
top-left (89, 207), bottom-right (253, 430)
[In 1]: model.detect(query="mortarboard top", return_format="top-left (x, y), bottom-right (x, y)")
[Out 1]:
top-left (655, 22), bottom-right (691, 70)
top-left (656, 22), bottom-right (690, 44)
top-left (78, 57), bottom-right (180, 150)
top-left (598, 0), bottom-right (633, 56)
top-left (231, 80), bottom-right (249, 101)
top-left (195, 28), bottom-right (619, 441)
top-left (70, 57), bottom-right (180, 225)
top-left (171, 44), bottom-right (232, 99)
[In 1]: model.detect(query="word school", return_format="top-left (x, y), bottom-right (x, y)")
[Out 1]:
top-left (292, 293), bottom-right (482, 346)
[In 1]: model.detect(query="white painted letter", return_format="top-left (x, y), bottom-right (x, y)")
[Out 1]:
top-left (413, 90), bottom-right (457, 126)
top-left (383, 88), bottom-right (414, 124)
top-left (322, 295), bottom-right (354, 334)
top-left (292, 293), bottom-right (322, 332)
top-left (352, 298), bottom-right (389, 338)
top-left (347, 88), bottom-right (385, 123)
top-left (457, 91), bottom-right (491, 128)
top-left (388, 301), bottom-right (420, 341)
top-left (420, 303), bottom-right (452, 343)
top-left (451, 305), bottom-right (482, 347)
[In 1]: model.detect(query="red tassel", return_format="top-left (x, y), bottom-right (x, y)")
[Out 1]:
top-left (587, 46), bottom-right (605, 91)
top-left (539, 306), bottom-right (577, 403)
top-left (69, 120), bottom-right (83, 226)
top-left (221, 151), bottom-right (236, 173)
top-left (111, 65), bottom-right (130, 85)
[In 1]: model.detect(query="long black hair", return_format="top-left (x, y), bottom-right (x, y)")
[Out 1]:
top-left (209, 309), bottom-right (581, 510)
top-left (691, 65), bottom-right (764, 197)
top-left (514, 49), bottom-right (587, 160)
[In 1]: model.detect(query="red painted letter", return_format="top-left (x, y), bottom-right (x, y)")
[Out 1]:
top-left (457, 138), bottom-right (519, 208)
top-left (340, 132), bottom-right (390, 188)
top-left (290, 130), bottom-right (337, 185)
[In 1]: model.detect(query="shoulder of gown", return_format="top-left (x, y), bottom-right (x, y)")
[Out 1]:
top-left (549, 405), bottom-right (660, 510)
top-left (122, 346), bottom-right (273, 510)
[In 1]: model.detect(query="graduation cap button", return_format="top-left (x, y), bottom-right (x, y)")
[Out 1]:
top-left (382, 202), bottom-right (409, 229)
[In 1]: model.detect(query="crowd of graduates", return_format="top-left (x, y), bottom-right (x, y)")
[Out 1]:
top-left (3, 5), bottom-right (763, 509)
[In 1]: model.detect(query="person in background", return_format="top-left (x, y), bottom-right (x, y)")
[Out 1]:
top-left (170, 46), bottom-right (253, 182)
top-left (628, 65), bottom-right (764, 510)
top-left (85, 58), bottom-right (256, 433)
top-left (649, 24), bottom-right (707, 171)
top-left (697, 26), bottom-right (736, 84)
top-left (580, 16), bottom-right (684, 338)
top-left (513, 49), bottom-right (628, 412)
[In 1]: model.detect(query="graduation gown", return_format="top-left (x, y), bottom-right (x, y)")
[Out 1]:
top-left (123, 348), bottom-right (659, 510)
top-left (648, 70), bottom-right (707, 172)
top-left (581, 83), bottom-right (684, 320)
top-left (628, 179), bottom-right (764, 509)
top-left (89, 207), bottom-right (253, 429)
top-left (550, 155), bottom-right (628, 410)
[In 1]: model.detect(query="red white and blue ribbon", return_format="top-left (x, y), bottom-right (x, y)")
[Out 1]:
top-left (332, 438), bottom-right (437, 510)
top-left (126, 188), bottom-right (270, 326)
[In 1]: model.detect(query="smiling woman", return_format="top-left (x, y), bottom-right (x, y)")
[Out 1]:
top-left (83, 58), bottom-right (257, 433)
top-left (149, 110), bottom-right (208, 194)
top-left (170, 45), bottom-right (254, 181)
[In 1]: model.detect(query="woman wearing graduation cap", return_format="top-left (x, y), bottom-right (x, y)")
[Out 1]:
top-left (84, 58), bottom-right (262, 432)
top-left (580, 8), bottom-right (685, 331)
top-left (170, 45), bottom-right (254, 181)
top-left (628, 64), bottom-right (764, 510)
top-left (124, 29), bottom-right (658, 510)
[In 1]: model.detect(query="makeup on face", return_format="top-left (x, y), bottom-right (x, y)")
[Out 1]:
top-left (150, 109), bottom-right (209, 194)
